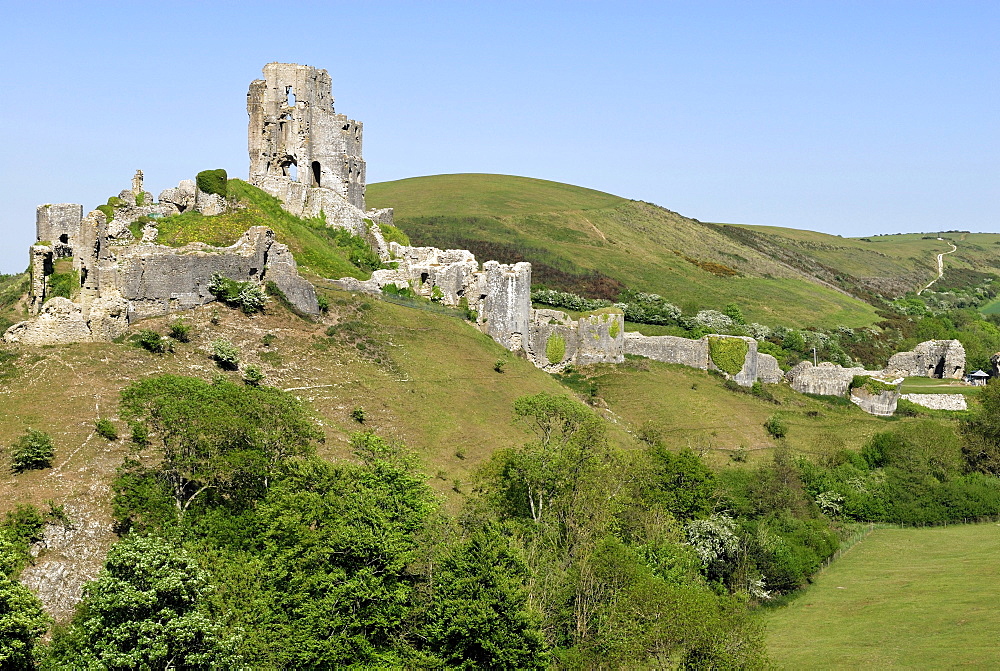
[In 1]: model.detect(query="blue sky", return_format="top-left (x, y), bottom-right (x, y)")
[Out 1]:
top-left (0, 0), bottom-right (996, 272)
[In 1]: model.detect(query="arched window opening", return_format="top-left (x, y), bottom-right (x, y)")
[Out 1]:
top-left (311, 161), bottom-right (321, 187)
top-left (59, 234), bottom-right (69, 244)
top-left (286, 86), bottom-right (296, 107)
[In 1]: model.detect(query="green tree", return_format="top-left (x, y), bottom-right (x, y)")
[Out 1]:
top-left (646, 446), bottom-right (716, 520)
top-left (116, 375), bottom-right (320, 524)
top-left (963, 380), bottom-right (1000, 475)
top-left (240, 433), bottom-right (436, 667)
top-left (48, 535), bottom-right (238, 669)
top-left (425, 524), bottom-right (547, 669)
top-left (0, 575), bottom-right (50, 669)
top-left (486, 393), bottom-right (607, 524)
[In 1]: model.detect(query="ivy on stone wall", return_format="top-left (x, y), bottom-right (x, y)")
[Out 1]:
top-left (708, 337), bottom-right (748, 376)
top-left (546, 334), bottom-right (566, 366)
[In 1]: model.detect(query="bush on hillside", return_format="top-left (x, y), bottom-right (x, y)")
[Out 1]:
top-left (95, 418), bottom-right (118, 441)
top-left (208, 273), bottom-right (266, 314)
top-left (10, 429), bottom-right (54, 473)
top-left (211, 339), bottom-right (240, 370)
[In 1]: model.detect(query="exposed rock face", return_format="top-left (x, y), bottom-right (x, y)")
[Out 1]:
top-left (900, 393), bottom-right (968, 411)
top-left (850, 387), bottom-right (900, 416)
top-left (19, 506), bottom-right (116, 623)
top-left (885, 339), bottom-right (965, 379)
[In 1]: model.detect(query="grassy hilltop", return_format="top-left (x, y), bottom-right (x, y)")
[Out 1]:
top-left (369, 174), bottom-right (1000, 329)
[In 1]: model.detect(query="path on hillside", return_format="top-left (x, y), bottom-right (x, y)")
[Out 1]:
top-left (916, 239), bottom-right (958, 295)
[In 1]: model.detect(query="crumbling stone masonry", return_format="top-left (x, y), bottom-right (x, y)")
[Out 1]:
top-left (885, 339), bottom-right (965, 379)
top-left (785, 361), bottom-right (879, 397)
top-left (850, 386), bottom-right (900, 417)
top-left (248, 62), bottom-right (390, 249)
top-left (6, 172), bottom-right (320, 346)
top-left (526, 309), bottom-right (625, 372)
top-left (900, 393), bottom-right (968, 411)
top-left (621, 332), bottom-right (782, 386)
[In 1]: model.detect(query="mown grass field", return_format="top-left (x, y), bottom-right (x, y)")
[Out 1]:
top-left (899, 376), bottom-right (982, 396)
top-left (766, 523), bottom-right (1000, 669)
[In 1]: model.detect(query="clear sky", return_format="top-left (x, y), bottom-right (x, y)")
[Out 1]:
top-left (0, 0), bottom-right (996, 272)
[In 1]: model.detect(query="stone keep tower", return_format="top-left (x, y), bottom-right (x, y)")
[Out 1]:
top-left (247, 63), bottom-right (366, 210)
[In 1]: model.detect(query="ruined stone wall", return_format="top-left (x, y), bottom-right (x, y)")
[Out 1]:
top-left (885, 339), bottom-right (965, 379)
top-left (757, 353), bottom-right (784, 383)
top-left (623, 333), bottom-right (710, 369)
top-left (36, 204), bottom-right (83, 259)
top-left (248, 63), bottom-right (365, 210)
top-left (785, 361), bottom-right (877, 396)
top-left (850, 387), bottom-right (900, 416)
top-left (900, 393), bottom-right (968, 411)
top-left (475, 261), bottom-right (532, 352)
top-left (525, 309), bottom-right (624, 371)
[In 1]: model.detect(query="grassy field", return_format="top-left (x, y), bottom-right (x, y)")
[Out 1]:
top-left (368, 174), bottom-right (881, 329)
top-left (899, 376), bottom-right (982, 396)
top-left (766, 523), bottom-right (1000, 668)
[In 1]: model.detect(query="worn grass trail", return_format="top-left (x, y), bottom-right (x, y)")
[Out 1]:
top-left (766, 524), bottom-right (1000, 669)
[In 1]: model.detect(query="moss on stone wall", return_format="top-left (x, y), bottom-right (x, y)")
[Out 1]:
top-left (708, 336), bottom-right (748, 376)
top-left (546, 333), bottom-right (566, 365)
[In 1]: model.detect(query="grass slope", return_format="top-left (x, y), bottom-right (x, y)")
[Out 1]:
top-left (766, 524), bottom-right (1000, 668)
top-left (154, 179), bottom-right (370, 280)
top-left (367, 174), bottom-right (880, 329)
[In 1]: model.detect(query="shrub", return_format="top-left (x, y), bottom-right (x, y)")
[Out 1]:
top-left (764, 415), bottom-right (787, 439)
top-left (10, 429), bottom-right (54, 473)
top-left (708, 336), bottom-right (748, 376)
top-left (243, 365), bottom-right (265, 386)
top-left (494, 359), bottom-right (506, 373)
top-left (96, 204), bottom-right (115, 223)
top-left (261, 333), bottom-right (276, 346)
top-left (316, 295), bottom-right (330, 314)
top-left (195, 169), bottom-right (228, 197)
top-left (168, 319), bottom-right (191, 342)
top-left (211, 339), bottom-right (240, 370)
top-left (135, 192), bottom-right (146, 206)
top-left (351, 407), bottom-right (366, 423)
top-left (95, 418), bottom-right (119, 441)
top-left (545, 334), bottom-right (566, 365)
top-left (136, 329), bottom-right (169, 354)
top-left (208, 273), bottom-right (266, 314)
top-left (608, 320), bottom-right (620, 338)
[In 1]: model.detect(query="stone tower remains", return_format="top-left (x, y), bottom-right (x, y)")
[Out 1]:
top-left (248, 63), bottom-right (385, 239)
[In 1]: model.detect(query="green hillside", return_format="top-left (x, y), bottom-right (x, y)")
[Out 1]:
top-left (368, 175), bottom-right (1000, 330)
top-left (368, 174), bottom-right (883, 329)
